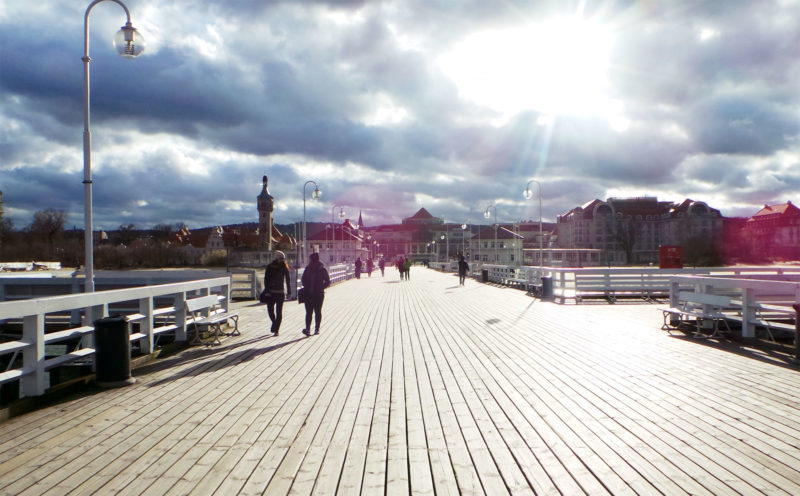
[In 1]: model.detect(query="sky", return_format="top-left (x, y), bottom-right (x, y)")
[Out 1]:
top-left (1, 0), bottom-right (799, 232)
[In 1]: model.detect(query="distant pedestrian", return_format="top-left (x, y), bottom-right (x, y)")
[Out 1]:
top-left (301, 252), bottom-right (330, 336)
top-left (379, 257), bottom-right (385, 276)
top-left (263, 251), bottom-right (291, 335)
top-left (403, 257), bottom-right (412, 280)
top-left (396, 257), bottom-right (404, 280)
top-left (355, 257), bottom-right (362, 279)
top-left (367, 258), bottom-right (374, 277)
top-left (457, 255), bottom-right (469, 286)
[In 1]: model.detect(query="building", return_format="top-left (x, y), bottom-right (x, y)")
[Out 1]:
top-left (557, 197), bottom-right (723, 265)
top-left (306, 219), bottom-right (370, 265)
top-left (743, 201), bottom-right (800, 259)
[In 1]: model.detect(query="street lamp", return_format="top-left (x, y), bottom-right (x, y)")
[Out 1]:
top-left (461, 221), bottom-right (469, 259)
top-left (524, 179), bottom-right (544, 267)
top-left (440, 233), bottom-right (449, 263)
top-left (83, 0), bottom-right (145, 292)
top-left (484, 204), bottom-right (497, 263)
top-left (331, 205), bottom-right (345, 264)
top-left (303, 180), bottom-right (322, 265)
top-left (431, 240), bottom-right (437, 262)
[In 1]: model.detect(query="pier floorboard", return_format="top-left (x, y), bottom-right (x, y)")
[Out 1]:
top-left (1, 267), bottom-right (798, 495)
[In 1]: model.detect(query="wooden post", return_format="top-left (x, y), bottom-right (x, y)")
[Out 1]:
top-left (793, 304), bottom-right (799, 363)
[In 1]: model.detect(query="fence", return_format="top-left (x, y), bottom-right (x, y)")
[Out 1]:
top-left (435, 263), bottom-right (800, 304)
top-left (0, 277), bottom-right (232, 398)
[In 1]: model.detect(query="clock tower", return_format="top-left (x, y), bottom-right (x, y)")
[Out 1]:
top-left (257, 175), bottom-right (274, 250)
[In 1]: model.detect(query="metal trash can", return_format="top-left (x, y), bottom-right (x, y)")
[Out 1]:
top-left (94, 316), bottom-right (136, 388)
top-left (481, 269), bottom-right (489, 282)
top-left (541, 276), bottom-right (553, 300)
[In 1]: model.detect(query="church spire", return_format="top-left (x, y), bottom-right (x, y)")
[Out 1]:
top-left (358, 210), bottom-right (364, 229)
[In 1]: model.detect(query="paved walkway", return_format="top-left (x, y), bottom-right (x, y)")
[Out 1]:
top-left (0, 267), bottom-right (799, 495)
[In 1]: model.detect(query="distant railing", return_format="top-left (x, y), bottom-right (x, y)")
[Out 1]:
top-left (461, 265), bottom-right (800, 304)
top-left (0, 277), bottom-right (232, 398)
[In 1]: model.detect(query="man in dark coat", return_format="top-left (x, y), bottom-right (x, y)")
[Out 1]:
top-left (301, 252), bottom-right (331, 335)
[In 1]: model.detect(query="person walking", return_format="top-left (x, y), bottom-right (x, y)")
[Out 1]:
top-left (301, 252), bottom-right (330, 336)
top-left (403, 257), bottom-right (411, 280)
top-left (366, 258), bottom-right (374, 277)
top-left (355, 257), bottom-right (362, 279)
top-left (396, 257), bottom-right (404, 280)
top-left (378, 257), bottom-right (385, 276)
top-left (457, 254), bottom-right (470, 286)
top-left (263, 251), bottom-right (291, 335)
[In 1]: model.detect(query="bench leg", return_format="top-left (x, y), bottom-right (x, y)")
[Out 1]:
top-left (226, 315), bottom-right (240, 336)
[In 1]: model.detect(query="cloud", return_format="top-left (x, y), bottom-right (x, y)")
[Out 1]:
top-left (1, 0), bottom-right (799, 232)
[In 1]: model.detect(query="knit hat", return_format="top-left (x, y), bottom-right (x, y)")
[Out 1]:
top-left (273, 251), bottom-right (286, 261)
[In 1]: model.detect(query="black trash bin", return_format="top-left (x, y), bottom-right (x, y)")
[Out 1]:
top-left (481, 269), bottom-right (489, 282)
top-left (541, 276), bottom-right (553, 300)
top-left (94, 316), bottom-right (136, 388)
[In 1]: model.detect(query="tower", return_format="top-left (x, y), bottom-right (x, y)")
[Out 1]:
top-left (257, 175), bottom-right (274, 250)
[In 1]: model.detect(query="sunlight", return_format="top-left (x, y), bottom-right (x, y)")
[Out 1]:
top-left (438, 17), bottom-right (615, 120)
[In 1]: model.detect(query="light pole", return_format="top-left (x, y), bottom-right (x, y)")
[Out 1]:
top-left (440, 233), bottom-right (449, 263)
top-left (83, 0), bottom-right (144, 292)
top-left (524, 179), bottom-right (544, 267)
top-left (331, 205), bottom-right (345, 264)
top-left (484, 204), bottom-right (497, 263)
top-left (303, 180), bottom-right (321, 266)
top-left (431, 240), bottom-right (437, 262)
top-left (461, 222), bottom-right (468, 258)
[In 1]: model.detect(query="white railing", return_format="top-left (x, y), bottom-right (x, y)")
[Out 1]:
top-left (0, 277), bottom-right (232, 398)
top-left (669, 275), bottom-right (800, 338)
top-left (467, 265), bottom-right (800, 304)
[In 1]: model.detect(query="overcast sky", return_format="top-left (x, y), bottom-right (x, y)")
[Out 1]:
top-left (2, 0), bottom-right (799, 231)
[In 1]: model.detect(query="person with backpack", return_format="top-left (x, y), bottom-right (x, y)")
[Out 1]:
top-left (263, 251), bottom-right (291, 335)
top-left (301, 252), bottom-right (331, 336)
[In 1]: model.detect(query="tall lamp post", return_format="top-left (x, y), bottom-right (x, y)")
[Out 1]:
top-left (524, 179), bottom-right (544, 267)
top-left (302, 180), bottom-right (322, 265)
top-left (440, 233), bottom-right (449, 263)
top-left (484, 204), bottom-right (497, 263)
top-left (331, 204), bottom-right (345, 263)
top-left (461, 221), bottom-right (469, 259)
top-left (83, 0), bottom-right (145, 292)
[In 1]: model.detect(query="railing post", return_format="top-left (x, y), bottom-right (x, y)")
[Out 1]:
top-left (21, 313), bottom-right (46, 397)
top-left (741, 287), bottom-right (755, 338)
top-left (138, 297), bottom-right (154, 354)
top-left (793, 304), bottom-right (799, 364)
top-left (174, 293), bottom-right (187, 342)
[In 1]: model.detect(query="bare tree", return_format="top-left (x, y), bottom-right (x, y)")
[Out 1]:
top-left (614, 216), bottom-right (643, 265)
top-left (30, 208), bottom-right (67, 256)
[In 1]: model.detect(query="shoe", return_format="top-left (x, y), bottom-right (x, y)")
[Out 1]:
top-left (302, 329), bottom-right (310, 336)
top-left (314, 329), bottom-right (319, 335)
top-left (273, 330), bottom-right (279, 336)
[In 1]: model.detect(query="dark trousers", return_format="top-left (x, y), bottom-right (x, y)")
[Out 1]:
top-left (266, 295), bottom-right (285, 331)
top-left (304, 293), bottom-right (324, 331)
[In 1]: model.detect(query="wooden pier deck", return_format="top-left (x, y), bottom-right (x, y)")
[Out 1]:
top-left (1, 267), bottom-right (799, 495)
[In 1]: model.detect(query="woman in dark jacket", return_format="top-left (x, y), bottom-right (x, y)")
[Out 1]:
top-left (264, 251), bottom-right (291, 335)
top-left (301, 252), bottom-right (330, 335)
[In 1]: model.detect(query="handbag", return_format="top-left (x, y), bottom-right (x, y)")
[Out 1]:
top-left (297, 287), bottom-right (307, 304)
top-left (259, 288), bottom-right (273, 304)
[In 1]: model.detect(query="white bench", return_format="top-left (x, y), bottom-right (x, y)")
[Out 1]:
top-left (727, 301), bottom-right (797, 342)
top-left (659, 291), bottom-right (733, 338)
top-left (185, 295), bottom-right (240, 345)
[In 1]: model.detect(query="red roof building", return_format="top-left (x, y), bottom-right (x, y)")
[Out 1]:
top-left (743, 201), bottom-right (800, 259)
